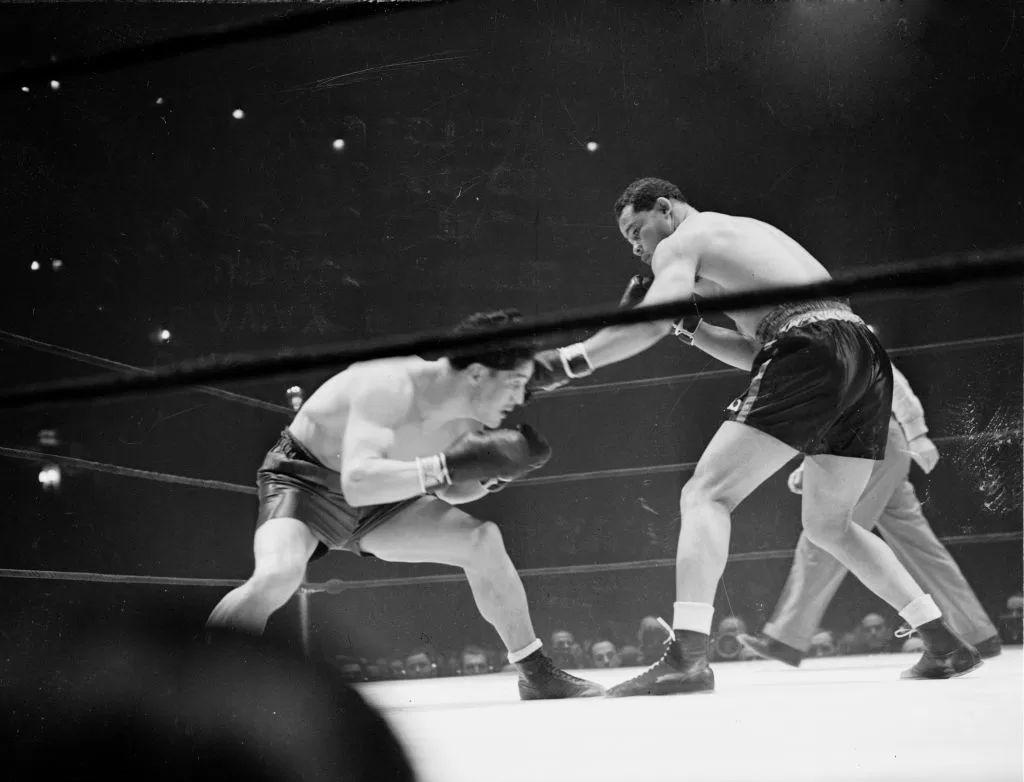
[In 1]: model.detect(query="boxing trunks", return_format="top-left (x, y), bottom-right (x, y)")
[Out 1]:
top-left (256, 429), bottom-right (425, 559)
top-left (724, 299), bottom-right (893, 459)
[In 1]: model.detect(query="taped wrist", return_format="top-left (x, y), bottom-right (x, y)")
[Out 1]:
top-left (672, 314), bottom-right (703, 346)
top-left (416, 454), bottom-right (451, 494)
top-left (557, 343), bottom-right (594, 378)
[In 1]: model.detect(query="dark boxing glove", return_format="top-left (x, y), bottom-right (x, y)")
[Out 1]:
top-left (619, 274), bottom-right (653, 308)
top-left (423, 425), bottom-right (552, 491)
top-left (525, 344), bottom-right (594, 399)
top-left (480, 425), bottom-right (549, 489)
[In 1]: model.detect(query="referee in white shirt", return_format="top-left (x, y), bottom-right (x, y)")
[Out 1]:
top-left (739, 366), bottom-right (1002, 665)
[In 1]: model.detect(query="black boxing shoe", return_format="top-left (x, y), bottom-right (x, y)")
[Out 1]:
top-left (737, 632), bottom-right (803, 668)
top-left (975, 635), bottom-right (1002, 659)
top-left (898, 620), bottom-right (983, 680)
top-left (515, 651), bottom-right (605, 700)
top-left (606, 620), bottom-right (715, 698)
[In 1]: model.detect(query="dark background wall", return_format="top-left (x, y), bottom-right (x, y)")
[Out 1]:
top-left (0, 1), bottom-right (1020, 664)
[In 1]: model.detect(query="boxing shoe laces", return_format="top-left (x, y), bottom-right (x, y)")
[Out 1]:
top-left (895, 623), bottom-right (983, 680)
top-left (606, 618), bottom-right (715, 698)
top-left (515, 651), bottom-right (605, 700)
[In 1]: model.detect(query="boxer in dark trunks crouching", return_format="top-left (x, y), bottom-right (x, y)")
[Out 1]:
top-left (208, 310), bottom-right (603, 700)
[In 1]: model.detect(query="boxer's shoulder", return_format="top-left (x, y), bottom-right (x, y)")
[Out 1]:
top-left (656, 212), bottom-right (730, 267)
top-left (344, 360), bottom-right (416, 418)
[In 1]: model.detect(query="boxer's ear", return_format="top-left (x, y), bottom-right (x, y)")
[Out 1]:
top-left (465, 362), bottom-right (487, 384)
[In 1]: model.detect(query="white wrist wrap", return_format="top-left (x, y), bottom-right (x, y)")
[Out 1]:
top-left (416, 454), bottom-right (451, 494)
top-left (557, 343), bottom-right (594, 379)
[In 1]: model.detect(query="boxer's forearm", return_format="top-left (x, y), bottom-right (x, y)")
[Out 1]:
top-left (434, 481), bottom-right (490, 505)
top-left (581, 321), bottom-right (673, 370)
top-left (691, 323), bottom-right (757, 371)
top-left (341, 458), bottom-right (426, 506)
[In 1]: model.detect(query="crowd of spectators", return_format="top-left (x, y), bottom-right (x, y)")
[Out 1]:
top-left (330, 591), bottom-right (1023, 682)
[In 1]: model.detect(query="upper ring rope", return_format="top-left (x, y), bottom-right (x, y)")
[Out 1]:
top-left (0, 1), bottom-right (442, 90)
top-left (0, 246), bottom-right (1021, 411)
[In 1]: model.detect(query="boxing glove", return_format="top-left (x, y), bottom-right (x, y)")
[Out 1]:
top-left (526, 344), bottom-right (594, 397)
top-left (619, 274), bottom-right (653, 308)
top-left (442, 425), bottom-right (552, 486)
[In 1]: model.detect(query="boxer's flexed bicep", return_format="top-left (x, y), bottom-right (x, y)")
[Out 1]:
top-left (340, 369), bottom-right (413, 492)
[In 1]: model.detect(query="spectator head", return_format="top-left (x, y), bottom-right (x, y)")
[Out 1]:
top-left (332, 655), bottom-right (369, 682)
top-left (638, 616), bottom-right (669, 662)
top-left (808, 630), bottom-right (837, 657)
top-left (551, 630), bottom-right (575, 652)
top-left (618, 645), bottom-right (643, 666)
top-left (549, 630), bottom-right (578, 669)
top-left (859, 613), bottom-right (891, 652)
top-left (590, 640), bottom-right (621, 668)
top-left (1007, 593), bottom-right (1024, 616)
top-left (1000, 593), bottom-right (1024, 643)
top-left (717, 616), bottom-right (747, 636)
top-left (404, 647), bottom-right (438, 679)
top-left (459, 645), bottom-right (490, 676)
top-left (901, 636), bottom-right (926, 654)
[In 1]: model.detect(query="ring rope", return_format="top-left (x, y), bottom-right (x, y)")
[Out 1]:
top-left (0, 1), bottom-right (440, 90)
top-left (1, 531), bottom-right (1018, 592)
top-left (0, 446), bottom-right (258, 496)
top-left (1, 246), bottom-right (1021, 411)
top-left (2, 428), bottom-right (1019, 495)
top-left (553, 331), bottom-right (1022, 398)
top-left (0, 329), bottom-right (291, 416)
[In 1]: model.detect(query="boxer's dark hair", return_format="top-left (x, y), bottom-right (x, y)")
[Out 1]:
top-left (446, 309), bottom-right (538, 371)
top-left (614, 177), bottom-right (687, 219)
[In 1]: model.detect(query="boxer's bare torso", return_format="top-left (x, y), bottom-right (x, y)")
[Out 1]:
top-left (664, 211), bottom-right (833, 341)
top-left (288, 357), bottom-right (477, 473)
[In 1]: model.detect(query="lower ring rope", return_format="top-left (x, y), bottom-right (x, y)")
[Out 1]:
top-left (0, 446), bottom-right (258, 496)
top-left (3, 426), bottom-right (1016, 493)
top-left (0, 329), bottom-right (292, 416)
top-left (1, 531), bottom-right (1018, 592)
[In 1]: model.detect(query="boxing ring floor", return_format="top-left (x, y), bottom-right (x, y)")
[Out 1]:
top-left (358, 649), bottom-right (1023, 782)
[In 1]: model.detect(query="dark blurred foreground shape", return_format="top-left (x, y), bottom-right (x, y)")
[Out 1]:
top-left (3, 616), bottom-right (417, 782)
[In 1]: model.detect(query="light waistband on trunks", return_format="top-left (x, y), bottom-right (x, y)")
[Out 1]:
top-left (755, 298), bottom-right (863, 344)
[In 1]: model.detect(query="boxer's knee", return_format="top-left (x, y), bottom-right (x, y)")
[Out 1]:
top-left (250, 525), bottom-right (311, 602)
top-left (676, 481), bottom-right (732, 566)
top-left (681, 470), bottom-right (741, 515)
top-left (801, 509), bottom-right (854, 550)
top-left (679, 477), bottom-right (734, 529)
top-left (461, 521), bottom-right (510, 572)
top-left (250, 557), bottom-right (306, 603)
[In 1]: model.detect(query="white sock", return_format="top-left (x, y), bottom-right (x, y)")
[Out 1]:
top-left (507, 638), bottom-right (542, 663)
top-left (673, 602), bottom-right (714, 635)
top-left (899, 594), bottom-right (942, 628)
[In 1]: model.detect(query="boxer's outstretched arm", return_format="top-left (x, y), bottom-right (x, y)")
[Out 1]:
top-left (579, 238), bottom-right (697, 370)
